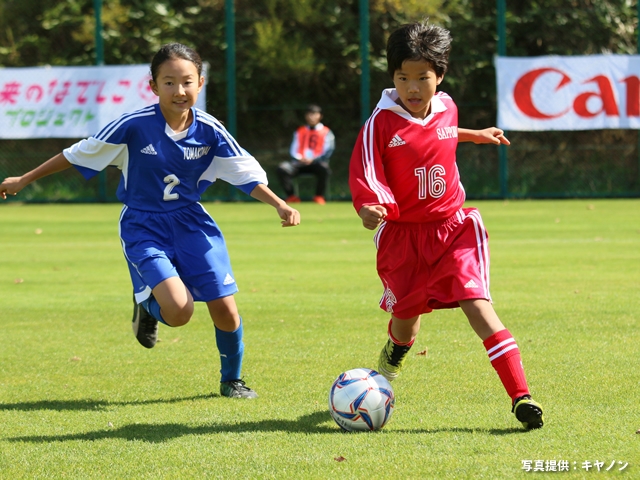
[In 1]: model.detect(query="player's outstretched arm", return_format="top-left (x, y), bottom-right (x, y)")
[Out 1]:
top-left (249, 183), bottom-right (301, 227)
top-left (358, 204), bottom-right (387, 230)
top-left (0, 153), bottom-right (72, 200)
top-left (458, 127), bottom-right (510, 146)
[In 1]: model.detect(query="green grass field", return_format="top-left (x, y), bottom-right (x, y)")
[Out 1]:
top-left (1, 200), bottom-right (639, 479)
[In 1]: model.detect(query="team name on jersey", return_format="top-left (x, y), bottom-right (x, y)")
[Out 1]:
top-left (183, 146), bottom-right (211, 160)
top-left (436, 126), bottom-right (458, 140)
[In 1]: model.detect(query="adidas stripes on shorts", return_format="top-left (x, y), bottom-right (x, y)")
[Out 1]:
top-left (119, 202), bottom-right (239, 304)
top-left (375, 207), bottom-right (491, 319)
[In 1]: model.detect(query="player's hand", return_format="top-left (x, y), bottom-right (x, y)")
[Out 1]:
top-left (474, 127), bottom-right (510, 146)
top-left (277, 204), bottom-right (300, 227)
top-left (0, 177), bottom-right (24, 200)
top-left (359, 205), bottom-right (387, 230)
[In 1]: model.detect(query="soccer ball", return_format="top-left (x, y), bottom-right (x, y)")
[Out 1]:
top-left (328, 368), bottom-right (395, 432)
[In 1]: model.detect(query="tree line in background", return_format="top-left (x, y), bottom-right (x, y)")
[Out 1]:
top-left (1, 0), bottom-right (638, 198)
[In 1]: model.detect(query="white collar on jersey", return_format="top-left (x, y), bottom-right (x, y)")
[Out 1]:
top-left (377, 88), bottom-right (447, 125)
top-left (165, 123), bottom-right (189, 141)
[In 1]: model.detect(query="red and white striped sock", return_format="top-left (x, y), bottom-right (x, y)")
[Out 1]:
top-left (483, 329), bottom-right (530, 401)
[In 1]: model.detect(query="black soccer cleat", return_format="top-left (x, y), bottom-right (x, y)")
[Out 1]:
top-left (377, 338), bottom-right (412, 382)
top-left (131, 294), bottom-right (158, 349)
top-left (513, 395), bottom-right (544, 430)
top-left (220, 379), bottom-right (258, 399)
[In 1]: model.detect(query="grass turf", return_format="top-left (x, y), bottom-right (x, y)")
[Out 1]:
top-left (0, 199), bottom-right (638, 478)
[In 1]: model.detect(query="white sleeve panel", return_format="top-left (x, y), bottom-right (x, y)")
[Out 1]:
top-left (63, 137), bottom-right (129, 172)
top-left (321, 130), bottom-right (336, 158)
top-left (198, 155), bottom-right (268, 187)
top-left (289, 132), bottom-right (302, 159)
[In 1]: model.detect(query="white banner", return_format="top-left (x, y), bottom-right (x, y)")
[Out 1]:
top-left (496, 55), bottom-right (640, 131)
top-left (0, 64), bottom-right (207, 139)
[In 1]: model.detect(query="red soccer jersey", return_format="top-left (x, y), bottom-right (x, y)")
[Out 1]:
top-left (349, 89), bottom-right (466, 223)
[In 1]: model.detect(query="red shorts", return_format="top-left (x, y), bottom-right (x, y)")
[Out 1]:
top-left (374, 208), bottom-right (491, 319)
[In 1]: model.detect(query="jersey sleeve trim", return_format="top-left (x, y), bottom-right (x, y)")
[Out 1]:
top-left (362, 109), bottom-right (395, 205)
top-left (196, 110), bottom-right (245, 157)
top-left (197, 155), bottom-right (268, 188)
top-left (63, 138), bottom-right (128, 180)
top-left (235, 181), bottom-right (261, 196)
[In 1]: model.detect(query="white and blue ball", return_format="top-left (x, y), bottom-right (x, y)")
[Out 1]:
top-left (328, 368), bottom-right (395, 432)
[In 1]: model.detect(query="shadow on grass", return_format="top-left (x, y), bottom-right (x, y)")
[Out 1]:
top-left (0, 395), bottom-right (215, 412)
top-left (4, 408), bottom-right (525, 443)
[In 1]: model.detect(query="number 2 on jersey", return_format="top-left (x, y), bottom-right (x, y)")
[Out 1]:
top-left (163, 174), bottom-right (180, 201)
top-left (414, 165), bottom-right (446, 200)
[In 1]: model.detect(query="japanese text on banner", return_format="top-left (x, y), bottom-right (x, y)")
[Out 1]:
top-left (0, 64), bottom-right (206, 139)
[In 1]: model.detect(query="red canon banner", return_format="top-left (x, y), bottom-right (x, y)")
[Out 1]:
top-left (496, 55), bottom-right (640, 131)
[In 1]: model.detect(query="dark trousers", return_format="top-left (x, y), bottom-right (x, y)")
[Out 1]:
top-left (276, 161), bottom-right (331, 197)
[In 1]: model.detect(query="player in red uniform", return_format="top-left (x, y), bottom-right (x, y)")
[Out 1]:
top-left (277, 104), bottom-right (335, 205)
top-left (349, 20), bottom-right (544, 429)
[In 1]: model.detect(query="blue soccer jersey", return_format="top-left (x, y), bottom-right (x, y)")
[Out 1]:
top-left (63, 104), bottom-right (267, 212)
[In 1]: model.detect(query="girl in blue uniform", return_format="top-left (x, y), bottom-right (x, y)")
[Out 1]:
top-left (0, 43), bottom-right (300, 398)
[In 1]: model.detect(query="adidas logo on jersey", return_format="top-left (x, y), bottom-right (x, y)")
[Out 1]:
top-left (388, 134), bottom-right (406, 147)
top-left (223, 273), bottom-right (236, 286)
top-left (141, 144), bottom-right (157, 155)
top-left (464, 280), bottom-right (479, 289)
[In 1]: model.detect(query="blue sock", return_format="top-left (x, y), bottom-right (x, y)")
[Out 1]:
top-left (142, 296), bottom-right (169, 326)
top-left (215, 319), bottom-right (244, 382)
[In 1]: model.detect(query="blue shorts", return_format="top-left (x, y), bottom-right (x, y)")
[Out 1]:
top-left (119, 203), bottom-right (238, 304)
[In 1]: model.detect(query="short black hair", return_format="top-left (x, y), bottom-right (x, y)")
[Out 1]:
top-left (306, 104), bottom-right (322, 114)
top-left (386, 20), bottom-right (452, 78)
top-left (150, 43), bottom-right (203, 81)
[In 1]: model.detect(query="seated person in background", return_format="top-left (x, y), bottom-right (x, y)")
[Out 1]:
top-left (277, 104), bottom-right (335, 204)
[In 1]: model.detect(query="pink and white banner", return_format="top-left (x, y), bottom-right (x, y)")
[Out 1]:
top-left (496, 55), bottom-right (640, 131)
top-left (0, 64), bottom-right (207, 139)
